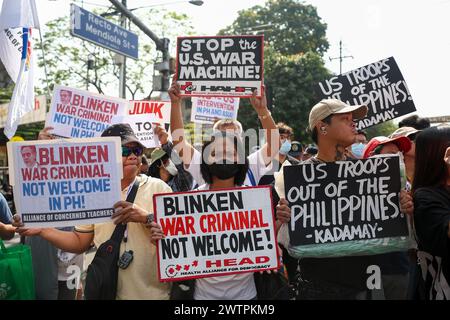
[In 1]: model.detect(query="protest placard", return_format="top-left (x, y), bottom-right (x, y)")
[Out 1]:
top-left (153, 186), bottom-right (279, 281)
top-left (190, 97), bottom-right (239, 124)
top-left (317, 57), bottom-right (416, 130)
top-left (177, 35), bottom-right (263, 98)
top-left (45, 85), bottom-right (129, 138)
top-left (121, 100), bottom-right (171, 148)
top-left (7, 137), bottom-right (123, 228)
top-left (284, 156), bottom-right (408, 246)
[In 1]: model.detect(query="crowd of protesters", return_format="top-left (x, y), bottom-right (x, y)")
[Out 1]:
top-left (1, 79), bottom-right (449, 301)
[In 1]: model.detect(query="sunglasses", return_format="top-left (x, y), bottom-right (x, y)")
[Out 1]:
top-left (122, 146), bottom-right (144, 157)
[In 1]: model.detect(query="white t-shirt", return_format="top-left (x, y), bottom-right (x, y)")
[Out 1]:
top-left (193, 184), bottom-right (257, 300)
top-left (186, 148), bottom-right (269, 186)
top-left (194, 272), bottom-right (257, 300)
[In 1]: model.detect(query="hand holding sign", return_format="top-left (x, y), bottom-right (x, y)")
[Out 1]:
top-left (250, 85), bottom-right (268, 115)
top-left (38, 126), bottom-right (55, 140)
top-left (399, 190), bottom-right (413, 216)
top-left (168, 75), bottom-right (182, 105)
top-left (154, 125), bottom-right (169, 145)
top-left (149, 221), bottom-right (165, 245)
top-left (276, 198), bottom-right (291, 224)
top-left (13, 214), bottom-right (42, 236)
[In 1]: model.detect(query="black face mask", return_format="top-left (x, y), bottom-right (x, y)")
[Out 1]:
top-left (209, 163), bottom-right (241, 180)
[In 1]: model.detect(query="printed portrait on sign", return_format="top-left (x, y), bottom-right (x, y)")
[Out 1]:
top-left (20, 145), bottom-right (39, 168)
top-left (59, 89), bottom-right (72, 105)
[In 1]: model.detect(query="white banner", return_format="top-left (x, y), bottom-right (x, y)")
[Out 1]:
top-left (154, 186), bottom-right (279, 282)
top-left (45, 85), bottom-right (129, 138)
top-left (7, 137), bottom-right (123, 228)
top-left (190, 96), bottom-right (239, 124)
top-left (121, 100), bottom-right (171, 148)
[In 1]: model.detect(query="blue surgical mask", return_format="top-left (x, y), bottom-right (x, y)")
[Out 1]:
top-left (279, 140), bottom-right (292, 155)
top-left (351, 143), bottom-right (365, 159)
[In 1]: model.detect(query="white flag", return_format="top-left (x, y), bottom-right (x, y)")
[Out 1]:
top-left (0, 0), bottom-right (40, 139)
top-left (0, 28), bottom-right (24, 83)
top-left (0, 0), bottom-right (40, 29)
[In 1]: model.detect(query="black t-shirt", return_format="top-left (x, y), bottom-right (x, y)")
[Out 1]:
top-left (414, 186), bottom-right (450, 300)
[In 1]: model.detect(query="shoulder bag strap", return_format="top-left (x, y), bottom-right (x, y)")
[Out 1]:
top-left (110, 179), bottom-right (140, 242)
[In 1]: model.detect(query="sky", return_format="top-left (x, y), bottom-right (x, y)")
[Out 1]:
top-left (2, 0), bottom-right (449, 118)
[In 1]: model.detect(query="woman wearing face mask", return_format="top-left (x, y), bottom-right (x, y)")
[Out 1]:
top-left (150, 132), bottom-right (264, 300)
top-left (148, 148), bottom-right (194, 192)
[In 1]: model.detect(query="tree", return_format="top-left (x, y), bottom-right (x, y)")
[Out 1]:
top-left (364, 120), bottom-right (397, 139)
top-left (36, 8), bottom-right (194, 99)
top-left (220, 0), bottom-right (329, 56)
top-left (236, 49), bottom-right (331, 143)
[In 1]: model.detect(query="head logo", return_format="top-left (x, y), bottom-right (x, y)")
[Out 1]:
top-left (165, 265), bottom-right (179, 278)
top-left (181, 82), bottom-right (196, 94)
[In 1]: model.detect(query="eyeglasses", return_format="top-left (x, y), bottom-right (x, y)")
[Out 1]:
top-left (122, 146), bottom-right (144, 157)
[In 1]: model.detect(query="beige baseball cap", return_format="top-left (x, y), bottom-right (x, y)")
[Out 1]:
top-left (389, 126), bottom-right (420, 139)
top-left (308, 99), bottom-right (368, 130)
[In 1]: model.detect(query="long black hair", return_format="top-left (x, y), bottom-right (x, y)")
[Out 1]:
top-left (412, 126), bottom-right (450, 192)
top-left (200, 132), bottom-right (249, 186)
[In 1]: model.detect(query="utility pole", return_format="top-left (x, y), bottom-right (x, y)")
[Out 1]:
top-left (108, 0), bottom-right (171, 94)
top-left (119, 0), bottom-right (127, 98)
top-left (329, 40), bottom-right (353, 75)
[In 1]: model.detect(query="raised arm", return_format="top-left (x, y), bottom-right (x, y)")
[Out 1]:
top-left (169, 76), bottom-right (195, 166)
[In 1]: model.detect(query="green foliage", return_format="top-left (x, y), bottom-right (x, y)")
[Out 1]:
top-left (364, 120), bottom-right (398, 139)
top-left (224, 0), bottom-right (332, 144)
top-left (237, 50), bottom-right (331, 143)
top-left (220, 0), bottom-right (329, 56)
top-left (0, 84), bottom-right (14, 104)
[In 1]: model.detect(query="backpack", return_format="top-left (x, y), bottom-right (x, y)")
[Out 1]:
top-left (84, 180), bottom-right (139, 300)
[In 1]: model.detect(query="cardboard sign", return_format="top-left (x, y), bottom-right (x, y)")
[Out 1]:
top-left (45, 85), bottom-right (129, 138)
top-left (317, 57), bottom-right (416, 130)
top-left (7, 137), bottom-right (123, 227)
top-left (177, 35), bottom-right (263, 98)
top-left (190, 97), bottom-right (239, 124)
top-left (120, 100), bottom-right (171, 148)
top-left (284, 156), bottom-right (408, 246)
top-left (154, 186), bottom-right (279, 282)
top-left (128, 100), bottom-right (171, 124)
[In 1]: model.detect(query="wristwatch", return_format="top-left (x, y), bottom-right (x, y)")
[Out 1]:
top-left (144, 213), bottom-right (154, 227)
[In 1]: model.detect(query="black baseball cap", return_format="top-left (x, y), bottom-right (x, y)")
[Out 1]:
top-left (288, 141), bottom-right (303, 157)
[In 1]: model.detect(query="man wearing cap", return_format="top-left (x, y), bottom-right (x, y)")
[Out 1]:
top-left (275, 99), bottom-right (414, 299)
top-left (15, 123), bottom-right (173, 300)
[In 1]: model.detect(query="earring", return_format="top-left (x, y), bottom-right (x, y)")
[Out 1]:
top-left (320, 127), bottom-right (327, 135)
